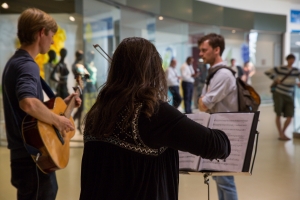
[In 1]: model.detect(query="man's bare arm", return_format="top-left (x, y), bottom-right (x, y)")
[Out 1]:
top-left (19, 98), bottom-right (74, 134)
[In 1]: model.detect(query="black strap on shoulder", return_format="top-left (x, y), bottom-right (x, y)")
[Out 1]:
top-left (280, 68), bottom-right (293, 83)
top-left (40, 77), bottom-right (55, 99)
top-left (206, 65), bottom-right (236, 86)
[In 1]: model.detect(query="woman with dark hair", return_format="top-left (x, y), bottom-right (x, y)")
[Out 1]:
top-left (80, 37), bottom-right (231, 200)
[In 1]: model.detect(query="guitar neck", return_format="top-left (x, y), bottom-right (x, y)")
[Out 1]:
top-left (64, 87), bottom-right (81, 118)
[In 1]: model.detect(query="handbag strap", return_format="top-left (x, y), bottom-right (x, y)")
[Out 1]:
top-left (279, 68), bottom-right (293, 83)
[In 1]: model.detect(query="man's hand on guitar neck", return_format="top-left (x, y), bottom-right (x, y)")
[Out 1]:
top-left (64, 93), bottom-right (82, 108)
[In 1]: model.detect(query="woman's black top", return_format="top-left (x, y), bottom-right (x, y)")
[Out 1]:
top-left (80, 102), bottom-right (230, 200)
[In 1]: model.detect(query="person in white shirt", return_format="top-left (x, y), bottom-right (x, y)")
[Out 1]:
top-left (180, 56), bottom-right (195, 113)
top-left (165, 59), bottom-right (182, 108)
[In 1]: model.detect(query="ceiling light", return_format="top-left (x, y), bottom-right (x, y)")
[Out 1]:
top-left (158, 16), bottom-right (163, 20)
top-left (1, 3), bottom-right (9, 9)
top-left (232, 30), bottom-right (236, 33)
top-left (69, 16), bottom-right (75, 22)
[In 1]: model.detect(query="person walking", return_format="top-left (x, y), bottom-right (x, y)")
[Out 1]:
top-left (265, 54), bottom-right (300, 140)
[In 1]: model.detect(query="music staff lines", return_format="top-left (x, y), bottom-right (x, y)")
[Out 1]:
top-left (213, 119), bottom-right (248, 122)
top-left (212, 124), bottom-right (247, 127)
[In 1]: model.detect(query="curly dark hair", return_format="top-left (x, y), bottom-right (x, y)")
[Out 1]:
top-left (84, 37), bottom-right (168, 138)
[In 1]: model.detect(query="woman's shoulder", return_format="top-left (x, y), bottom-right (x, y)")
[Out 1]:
top-left (144, 101), bottom-right (185, 125)
top-left (156, 101), bottom-right (182, 115)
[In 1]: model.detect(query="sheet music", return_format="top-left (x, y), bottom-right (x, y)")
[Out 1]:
top-left (199, 113), bottom-right (255, 172)
top-left (178, 151), bottom-right (200, 171)
top-left (178, 112), bottom-right (211, 171)
top-left (186, 112), bottom-right (211, 127)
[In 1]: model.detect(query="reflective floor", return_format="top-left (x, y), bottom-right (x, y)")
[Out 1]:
top-left (0, 105), bottom-right (300, 200)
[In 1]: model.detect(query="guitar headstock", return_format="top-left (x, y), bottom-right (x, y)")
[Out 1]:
top-left (75, 74), bottom-right (84, 92)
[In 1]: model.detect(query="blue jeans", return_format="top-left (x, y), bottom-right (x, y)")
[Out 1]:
top-left (182, 81), bottom-right (194, 114)
top-left (11, 156), bottom-right (58, 200)
top-left (213, 176), bottom-right (238, 200)
top-left (169, 86), bottom-right (182, 108)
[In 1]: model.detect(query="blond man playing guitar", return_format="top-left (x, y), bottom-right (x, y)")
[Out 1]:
top-left (2, 8), bottom-right (81, 200)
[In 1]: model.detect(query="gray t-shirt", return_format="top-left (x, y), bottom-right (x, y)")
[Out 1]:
top-left (202, 62), bottom-right (238, 113)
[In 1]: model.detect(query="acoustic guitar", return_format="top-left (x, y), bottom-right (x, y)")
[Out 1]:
top-left (22, 76), bottom-right (83, 174)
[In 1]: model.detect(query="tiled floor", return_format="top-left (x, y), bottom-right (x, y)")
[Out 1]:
top-left (1, 105), bottom-right (300, 200)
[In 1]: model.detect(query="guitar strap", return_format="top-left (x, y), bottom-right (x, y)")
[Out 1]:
top-left (40, 77), bottom-right (55, 99)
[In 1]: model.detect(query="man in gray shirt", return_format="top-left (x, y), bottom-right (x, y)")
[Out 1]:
top-left (198, 33), bottom-right (238, 200)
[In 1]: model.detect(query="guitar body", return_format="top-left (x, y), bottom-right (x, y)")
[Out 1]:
top-left (22, 97), bottom-right (75, 174)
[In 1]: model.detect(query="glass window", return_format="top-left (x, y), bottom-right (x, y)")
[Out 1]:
top-left (83, 1), bottom-right (120, 87)
top-left (253, 32), bottom-right (283, 103)
top-left (290, 32), bottom-right (300, 136)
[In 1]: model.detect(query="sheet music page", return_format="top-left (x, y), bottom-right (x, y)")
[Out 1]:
top-left (178, 112), bottom-right (211, 171)
top-left (199, 113), bottom-right (255, 172)
top-left (178, 151), bottom-right (201, 171)
top-left (186, 112), bottom-right (211, 127)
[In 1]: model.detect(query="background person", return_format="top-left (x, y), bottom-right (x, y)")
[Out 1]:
top-left (242, 61), bottom-right (255, 84)
top-left (193, 59), bottom-right (208, 108)
top-left (198, 33), bottom-right (239, 200)
top-left (230, 58), bottom-right (243, 78)
top-left (180, 56), bottom-right (196, 113)
top-left (165, 58), bottom-right (182, 108)
top-left (80, 37), bottom-right (231, 200)
top-left (265, 54), bottom-right (300, 140)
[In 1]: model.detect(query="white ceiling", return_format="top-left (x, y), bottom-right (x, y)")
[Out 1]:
top-left (276, 0), bottom-right (300, 3)
top-left (199, 0), bottom-right (300, 4)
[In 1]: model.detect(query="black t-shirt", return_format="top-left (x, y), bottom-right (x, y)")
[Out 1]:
top-left (2, 49), bottom-right (43, 159)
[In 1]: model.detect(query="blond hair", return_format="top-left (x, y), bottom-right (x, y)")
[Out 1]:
top-left (17, 8), bottom-right (58, 45)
